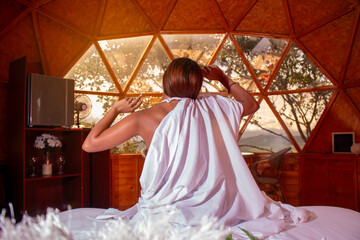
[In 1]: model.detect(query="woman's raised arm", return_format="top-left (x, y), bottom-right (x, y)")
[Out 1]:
top-left (82, 95), bottom-right (143, 153)
top-left (202, 65), bottom-right (259, 116)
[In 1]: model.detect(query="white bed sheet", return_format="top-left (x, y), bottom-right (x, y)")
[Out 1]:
top-left (268, 206), bottom-right (360, 240)
top-left (58, 206), bottom-right (360, 240)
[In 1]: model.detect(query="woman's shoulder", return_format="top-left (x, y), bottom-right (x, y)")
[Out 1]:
top-left (198, 94), bottom-right (243, 112)
top-left (198, 93), bottom-right (232, 102)
top-left (134, 100), bottom-right (178, 120)
top-left (131, 100), bottom-right (179, 145)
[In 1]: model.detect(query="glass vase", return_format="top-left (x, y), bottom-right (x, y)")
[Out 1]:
top-left (57, 155), bottom-right (65, 174)
top-left (29, 156), bottom-right (38, 177)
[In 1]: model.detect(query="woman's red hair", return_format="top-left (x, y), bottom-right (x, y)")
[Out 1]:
top-left (163, 58), bottom-right (203, 99)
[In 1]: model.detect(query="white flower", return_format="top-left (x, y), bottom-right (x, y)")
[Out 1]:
top-left (42, 133), bottom-right (52, 139)
top-left (0, 208), bottom-right (74, 240)
top-left (34, 134), bottom-right (62, 151)
top-left (48, 139), bottom-right (56, 147)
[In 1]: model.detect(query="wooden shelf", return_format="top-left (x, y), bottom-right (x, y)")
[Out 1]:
top-left (25, 173), bottom-right (82, 181)
top-left (7, 57), bottom-right (111, 221)
top-left (24, 176), bottom-right (82, 216)
top-left (25, 127), bottom-right (87, 131)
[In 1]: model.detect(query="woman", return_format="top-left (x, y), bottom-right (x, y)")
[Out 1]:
top-left (83, 58), bottom-right (308, 239)
top-left (82, 58), bottom-right (259, 153)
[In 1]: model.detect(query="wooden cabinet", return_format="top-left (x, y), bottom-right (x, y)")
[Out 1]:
top-left (301, 154), bottom-right (359, 211)
top-left (7, 57), bottom-right (110, 220)
top-left (111, 154), bottom-right (144, 210)
top-left (24, 128), bottom-right (85, 216)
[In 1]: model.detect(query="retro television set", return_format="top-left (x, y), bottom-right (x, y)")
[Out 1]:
top-left (26, 73), bottom-right (75, 127)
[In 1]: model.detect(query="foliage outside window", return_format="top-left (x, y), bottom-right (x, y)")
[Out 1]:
top-left (99, 36), bottom-right (152, 88)
top-left (236, 36), bottom-right (288, 90)
top-left (67, 45), bottom-right (117, 93)
top-left (66, 34), bottom-right (334, 154)
top-left (128, 39), bottom-right (171, 93)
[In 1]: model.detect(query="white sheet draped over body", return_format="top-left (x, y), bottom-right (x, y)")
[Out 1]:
top-left (96, 94), bottom-right (309, 238)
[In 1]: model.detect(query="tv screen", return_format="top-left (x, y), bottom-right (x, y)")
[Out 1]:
top-left (26, 73), bottom-right (74, 127)
top-left (332, 132), bottom-right (354, 153)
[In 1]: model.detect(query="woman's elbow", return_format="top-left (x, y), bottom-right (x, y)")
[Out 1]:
top-left (243, 101), bottom-right (259, 116)
top-left (82, 138), bottom-right (110, 153)
top-left (82, 141), bottom-right (95, 153)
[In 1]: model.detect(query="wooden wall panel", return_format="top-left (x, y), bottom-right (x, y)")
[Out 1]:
top-left (99, 0), bottom-right (152, 37)
top-left (163, 0), bottom-right (224, 31)
top-left (307, 93), bottom-right (360, 153)
top-left (301, 157), bottom-right (329, 206)
top-left (329, 158), bottom-right (357, 210)
top-left (288, 0), bottom-right (354, 34)
top-left (112, 155), bottom-right (137, 210)
top-left (0, 14), bottom-right (40, 81)
top-left (299, 11), bottom-right (355, 82)
top-left (345, 23), bottom-right (360, 84)
top-left (137, 0), bottom-right (172, 28)
top-left (37, 13), bottom-right (90, 76)
top-left (216, 0), bottom-right (254, 28)
top-left (0, 1), bottom-right (27, 31)
top-left (111, 154), bottom-right (144, 210)
top-left (281, 154), bottom-right (300, 206)
top-left (345, 87), bottom-right (360, 112)
top-left (236, 0), bottom-right (289, 35)
top-left (40, 0), bottom-right (100, 34)
top-left (301, 154), bottom-right (358, 211)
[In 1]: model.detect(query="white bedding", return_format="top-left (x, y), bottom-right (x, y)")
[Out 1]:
top-left (56, 96), bottom-right (360, 239)
top-left (58, 206), bottom-right (360, 240)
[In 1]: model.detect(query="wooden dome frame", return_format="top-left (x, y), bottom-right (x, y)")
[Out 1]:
top-left (0, 0), bottom-right (359, 154)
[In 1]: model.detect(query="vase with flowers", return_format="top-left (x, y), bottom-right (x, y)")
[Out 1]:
top-left (34, 133), bottom-right (62, 176)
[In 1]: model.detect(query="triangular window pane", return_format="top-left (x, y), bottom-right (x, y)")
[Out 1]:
top-left (138, 96), bottom-right (163, 109)
top-left (210, 38), bottom-right (257, 92)
top-left (162, 34), bottom-right (224, 65)
top-left (99, 36), bottom-right (152, 88)
top-left (128, 39), bottom-right (171, 93)
top-left (268, 90), bottom-right (334, 149)
top-left (66, 45), bottom-right (118, 92)
top-left (238, 95), bottom-right (261, 136)
top-left (238, 100), bottom-right (294, 153)
top-left (270, 43), bottom-right (334, 91)
top-left (234, 35), bottom-right (288, 89)
top-left (74, 93), bottom-right (119, 127)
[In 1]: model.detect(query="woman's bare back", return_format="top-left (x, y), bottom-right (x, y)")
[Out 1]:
top-left (136, 100), bottom-right (179, 148)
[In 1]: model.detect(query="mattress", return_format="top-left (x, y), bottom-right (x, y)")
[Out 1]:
top-left (58, 206), bottom-right (360, 240)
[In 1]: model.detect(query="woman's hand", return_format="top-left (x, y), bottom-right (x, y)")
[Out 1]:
top-left (203, 64), bottom-right (259, 116)
top-left (113, 94), bottom-right (143, 114)
top-left (202, 65), bottom-right (231, 88)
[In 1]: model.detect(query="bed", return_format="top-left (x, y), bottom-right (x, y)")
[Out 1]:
top-left (58, 206), bottom-right (360, 240)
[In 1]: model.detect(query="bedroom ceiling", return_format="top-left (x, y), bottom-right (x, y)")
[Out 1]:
top-left (0, 0), bottom-right (358, 83)
top-left (0, 0), bottom-right (359, 153)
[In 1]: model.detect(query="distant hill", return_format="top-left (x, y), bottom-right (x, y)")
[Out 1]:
top-left (238, 131), bottom-right (304, 152)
